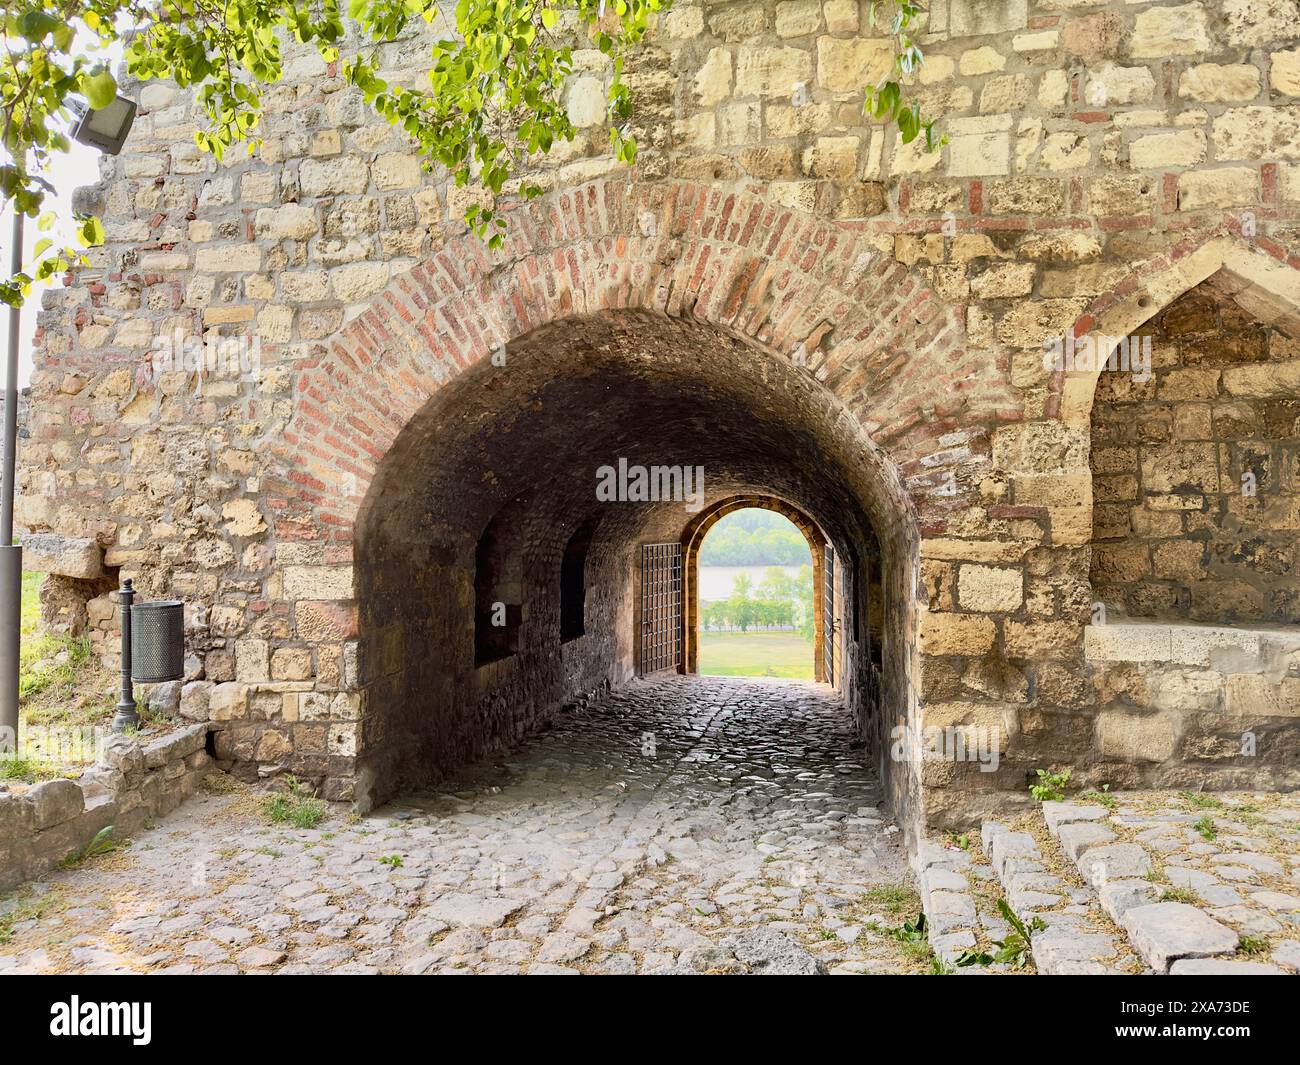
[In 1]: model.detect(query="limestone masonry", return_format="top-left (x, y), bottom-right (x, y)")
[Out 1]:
top-left (16, 0), bottom-right (1300, 835)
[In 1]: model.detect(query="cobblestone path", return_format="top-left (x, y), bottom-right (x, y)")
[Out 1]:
top-left (0, 677), bottom-right (919, 975)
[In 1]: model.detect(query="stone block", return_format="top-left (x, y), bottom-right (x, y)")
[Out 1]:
top-left (255, 204), bottom-right (318, 240)
top-left (1084, 623), bottom-right (1172, 663)
top-left (920, 612), bottom-right (996, 656)
top-left (30, 778), bottom-right (85, 830)
top-left (1169, 958), bottom-right (1284, 974)
top-left (1055, 821), bottom-right (1115, 861)
top-left (1168, 625), bottom-right (1261, 668)
top-left (1032, 926), bottom-right (1119, 975)
top-left (990, 831), bottom-right (1040, 877)
top-left (949, 0), bottom-right (1026, 38)
top-left (209, 682), bottom-right (250, 722)
top-left (21, 534), bottom-right (103, 579)
top-left (1129, 3), bottom-right (1212, 58)
top-left (1122, 902), bottom-right (1238, 972)
top-left (1098, 878), bottom-right (1158, 924)
top-left (1179, 168), bottom-right (1258, 210)
top-left (194, 245), bottom-right (261, 273)
top-left (100, 735), bottom-right (145, 780)
top-left (283, 566), bottom-right (356, 600)
top-left (1042, 803), bottom-right (1108, 833)
top-left (1225, 674), bottom-right (1300, 717)
top-left (1130, 130), bottom-right (1206, 169)
top-left (1097, 709), bottom-right (1180, 762)
top-left (1077, 842), bottom-right (1152, 885)
top-left (179, 681), bottom-right (212, 722)
top-left (1180, 63), bottom-right (1262, 103)
top-left (300, 157), bottom-right (370, 196)
top-left (735, 47), bottom-right (813, 97)
top-left (956, 565), bottom-right (1023, 613)
top-left (145, 680), bottom-right (183, 717)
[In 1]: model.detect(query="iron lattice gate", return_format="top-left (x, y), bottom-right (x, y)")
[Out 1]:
top-left (822, 544), bottom-right (835, 685)
top-left (639, 542), bottom-right (682, 675)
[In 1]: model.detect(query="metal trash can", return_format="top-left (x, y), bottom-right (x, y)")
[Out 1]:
top-left (130, 600), bottom-right (186, 683)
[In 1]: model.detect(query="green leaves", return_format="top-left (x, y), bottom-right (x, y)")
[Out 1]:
top-left (17, 8), bottom-right (60, 42)
top-left (1030, 767), bottom-right (1071, 802)
top-left (954, 899), bottom-right (1045, 970)
top-left (863, 2), bottom-right (946, 152)
top-left (4, 0), bottom-right (945, 298)
top-left (82, 68), bottom-right (117, 110)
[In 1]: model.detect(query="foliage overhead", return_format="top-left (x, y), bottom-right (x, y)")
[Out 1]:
top-left (2, 0), bottom-right (940, 307)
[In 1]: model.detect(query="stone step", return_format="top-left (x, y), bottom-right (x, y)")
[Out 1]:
top-left (1039, 801), bottom-right (1244, 974)
top-left (913, 838), bottom-right (986, 969)
top-left (1122, 902), bottom-right (1240, 973)
top-left (980, 818), bottom-right (1131, 975)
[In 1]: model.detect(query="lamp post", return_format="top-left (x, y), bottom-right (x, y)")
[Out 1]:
top-left (0, 206), bottom-right (21, 753)
top-left (1, 93), bottom-right (137, 750)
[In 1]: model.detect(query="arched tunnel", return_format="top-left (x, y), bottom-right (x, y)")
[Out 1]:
top-left (353, 310), bottom-right (919, 815)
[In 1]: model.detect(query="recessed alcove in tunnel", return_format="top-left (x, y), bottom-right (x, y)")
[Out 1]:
top-left (353, 310), bottom-right (916, 809)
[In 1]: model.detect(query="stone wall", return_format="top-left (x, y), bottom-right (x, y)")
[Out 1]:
top-left (0, 724), bottom-right (212, 892)
top-left (15, 1), bottom-right (1300, 832)
top-left (1085, 620), bottom-right (1300, 787)
top-left (1092, 279), bottom-right (1300, 624)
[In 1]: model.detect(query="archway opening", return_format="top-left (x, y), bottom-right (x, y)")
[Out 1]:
top-left (694, 507), bottom-right (816, 680)
top-left (1075, 252), bottom-right (1300, 792)
top-left (353, 310), bottom-right (915, 814)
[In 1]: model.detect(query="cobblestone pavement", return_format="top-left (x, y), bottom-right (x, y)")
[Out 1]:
top-left (1039, 791), bottom-right (1300, 974)
top-left (0, 677), bottom-right (920, 975)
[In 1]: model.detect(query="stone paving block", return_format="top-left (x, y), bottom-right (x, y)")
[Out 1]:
top-left (1031, 925), bottom-right (1119, 975)
top-left (1166, 867), bottom-right (1219, 890)
top-left (1006, 888), bottom-right (1063, 913)
top-left (990, 831), bottom-right (1039, 876)
top-left (1042, 803), bottom-right (1108, 833)
top-left (916, 841), bottom-right (954, 869)
top-left (1225, 853), bottom-right (1283, 875)
top-left (1097, 878), bottom-right (1158, 924)
top-left (1198, 885), bottom-right (1245, 907)
top-left (1272, 940), bottom-right (1300, 971)
top-left (981, 820), bottom-right (1009, 854)
top-left (1005, 870), bottom-right (1064, 893)
top-left (930, 930), bottom-right (976, 965)
top-left (1209, 905), bottom-right (1281, 936)
top-left (1169, 958), bottom-right (1284, 975)
top-left (929, 889), bottom-right (978, 924)
top-left (1121, 902), bottom-right (1239, 973)
top-left (925, 867), bottom-right (970, 892)
top-left (1075, 842), bottom-right (1152, 884)
top-left (1055, 821), bottom-right (1116, 860)
top-left (1249, 890), bottom-right (1300, 911)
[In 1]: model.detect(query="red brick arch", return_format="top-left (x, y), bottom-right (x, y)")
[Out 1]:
top-left (268, 176), bottom-right (1018, 548)
top-left (1050, 226), bottom-right (1300, 430)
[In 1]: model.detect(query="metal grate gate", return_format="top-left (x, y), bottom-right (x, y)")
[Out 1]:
top-left (822, 544), bottom-right (835, 685)
top-left (639, 542), bottom-right (682, 675)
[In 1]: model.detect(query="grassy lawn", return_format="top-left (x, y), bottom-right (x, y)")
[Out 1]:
top-left (21, 569), bottom-right (41, 634)
top-left (699, 630), bottom-right (814, 680)
top-left (3, 571), bottom-right (118, 784)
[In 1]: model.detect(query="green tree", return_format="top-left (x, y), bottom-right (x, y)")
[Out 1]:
top-left (701, 600), bottom-right (728, 631)
top-left (3, 1), bottom-right (940, 307)
top-left (756, 566), bottom-right (794, 603)
top-left (727, 572), bottom-right (755, 632)
top-left (795, 564), bottom-right (815, 643)
top-left (1, 0), bottom-right (664, 305)
top-left (698, 510), bottom-right (812, 566)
